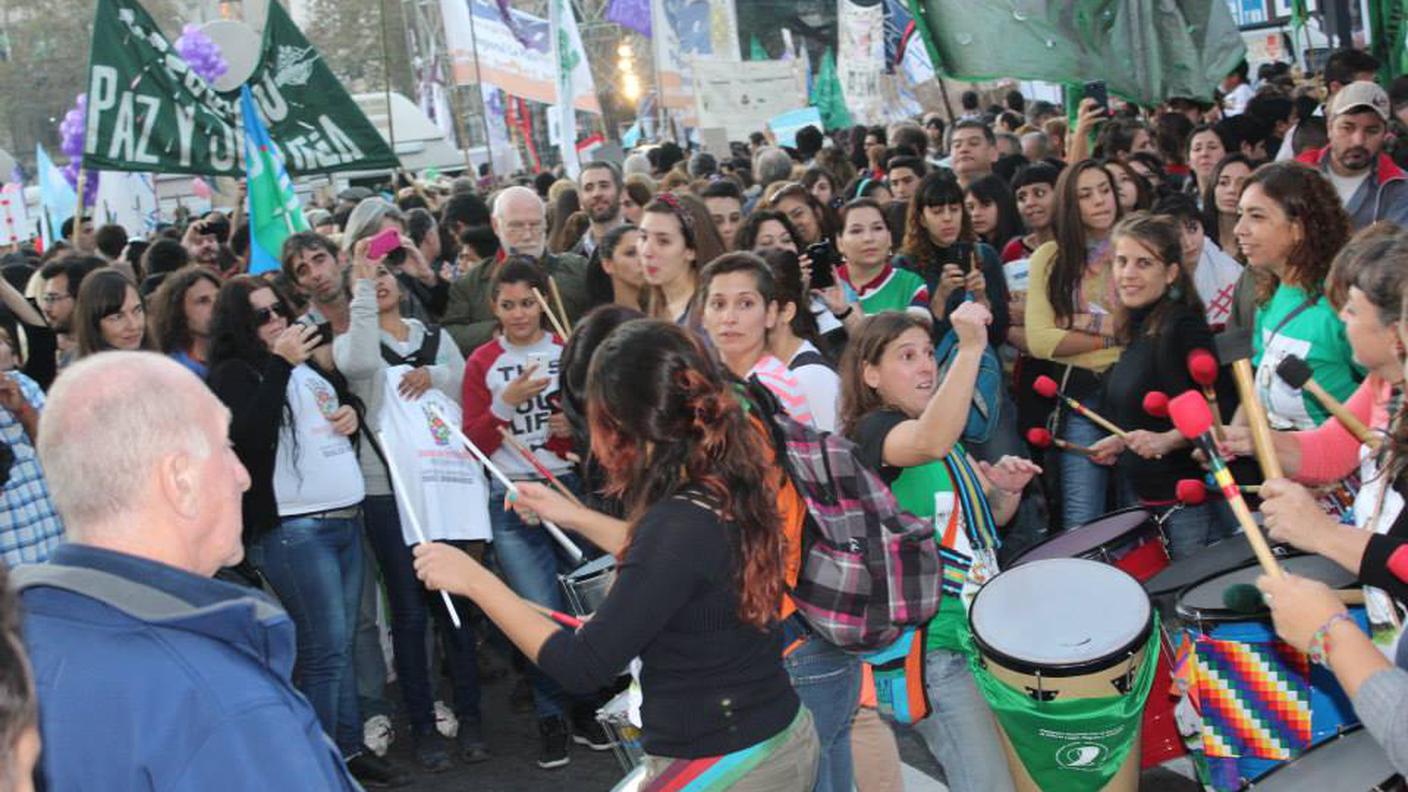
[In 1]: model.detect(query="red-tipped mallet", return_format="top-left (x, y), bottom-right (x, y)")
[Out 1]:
top-left (1033, 375), bottom-right (1129, 438)
top-left (1174, 478), bottom-right (1208, 506)
top-left (1142, 391), bottom-right (1170, 418)
top-left (1169, 390), bottom-right (1283, 578)
top-left (1187, 348), bottom-right (1226, 441)
top-left (1026, 427), bottom-right (1096, 456)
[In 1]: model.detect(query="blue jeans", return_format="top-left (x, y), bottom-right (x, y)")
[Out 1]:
top-left (250, 513), bottom-right (367, 757)
top-left (363, 494), bottom-right (484, 734)
top-left (1059, 403), bottom-right (1111, 531)
top-left (1159, 499), bottom-right (1236, 561)
top-left (783, 638), bottom-right (861, 792)
top-left (910, 649), bottom-right (1015, 792)
top-left (488, 475), bottom-right (581, 720)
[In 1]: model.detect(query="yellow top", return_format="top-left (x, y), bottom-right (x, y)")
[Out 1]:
top-left (1023, 241), bottom-right (1122, 372)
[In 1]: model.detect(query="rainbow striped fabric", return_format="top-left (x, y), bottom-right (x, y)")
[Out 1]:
top-left (641, 710), bottom-right (803, 792)
top-left (1191, 637), bottom-right (1311, 761)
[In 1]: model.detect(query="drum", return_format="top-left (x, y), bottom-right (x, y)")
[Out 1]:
top-left (1145, 533), bottom-right (1286, 606)
top-left (596, 688), bottom-right (644, 773)
top-left (970, 558), bottom-right (1153, 792)
top-left (1008, 507), bottom-right (1170, 582)
top-left (609, 765), bottom-right (648, 792)
top-left (1176, 556), bottom-right (1365, 784)
top-left (1247, 727), bottom-right (1402, 790)
top-left (560, 554), bottom-right (616, 617)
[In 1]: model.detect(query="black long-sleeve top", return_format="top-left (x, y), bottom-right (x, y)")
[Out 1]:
top-left (1102, 302), bottom-right (1238, 502)
top-left (207, 355), bottom-right (294, 542)
top-left (536, 495), bottom-right (798, 759)
top-left (894, 241), bottom-right (1011, 348)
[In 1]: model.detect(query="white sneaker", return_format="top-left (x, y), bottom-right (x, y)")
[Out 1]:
top-left (434, 700), bottom-right (460, 739)
top-left (363, 714), bottom-right (395, 757)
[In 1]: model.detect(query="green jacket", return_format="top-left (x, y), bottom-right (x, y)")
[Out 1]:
top-left (442, 251), bottom-right (592, 356)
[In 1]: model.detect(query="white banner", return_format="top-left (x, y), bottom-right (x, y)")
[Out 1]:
top-left (94, 171), bottom-right (160, 239)
top-left (440, 0), bottom-right (598, 112)
top-left (693, 60), bottom-right (806, 141)
top-left (0, 186), bottom-right (31, 245)
top-left (652, 0), bottom-right (741, 116)
top-left (837, 0), bottom-right (887, 125)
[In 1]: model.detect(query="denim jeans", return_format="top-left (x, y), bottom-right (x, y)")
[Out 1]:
top-left (1059, 403), bottom-right (1111, 531)
top-left (363, 494), bottom-right (484, 734)
top-left (488, 474), bottom-right (581, 720)
top-left (1159, 499), bottom-right (1236, 561)
top-left (910, 649), bottom-right (1015, 792)
top-left (782, 638), bottom-right (861, 792)
top-left (249, 513), bottom-right (366, 757)
top-left (354, 536), bottom-right (391, 720)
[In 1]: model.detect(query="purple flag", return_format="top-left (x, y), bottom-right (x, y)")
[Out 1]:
top-left (606, 0), bottom-right (651, 37)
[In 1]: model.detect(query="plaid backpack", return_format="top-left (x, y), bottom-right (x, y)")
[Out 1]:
top-left (744, 379), bottom-right (943, 653)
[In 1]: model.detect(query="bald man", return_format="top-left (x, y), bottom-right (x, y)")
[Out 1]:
top-left (441, 185), bottom-right (592, 355)
top-left (13, 353), bottom-right (360, 790)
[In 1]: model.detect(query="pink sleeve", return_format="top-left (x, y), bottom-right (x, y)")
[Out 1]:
top-left (1292, 378), bottom-right (1376, 485)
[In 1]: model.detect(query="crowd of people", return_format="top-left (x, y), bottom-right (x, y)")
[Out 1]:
top-left (5, 44), bottom-right (1408, 792)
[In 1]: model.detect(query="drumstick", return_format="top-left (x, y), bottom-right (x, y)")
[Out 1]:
top-left (425, 403), bottom-right (585, 564)
top-left (497, 427), bottom-right (583, 506)
top-left (376, 432), bottom-right (463, 629)
top-left (528, 601), bottom-right (584, 629)
top-left (1025, 427), bottom-right (1095, 456)
top-left (1187, 349), bottom-right (1226, 442)
top-left (1169, 391), bottom-right (1283, 579)
top-left (532, 287), bottom-right (571, 339)
top-left (1033, 375), bottom-right (1129, 439)
top-left (1216, 330), bottom-right (1284, 480)
top-left (1277, 355), bottom-right (1379, 450)
top-left (547, 275), bottom-right (572, 333)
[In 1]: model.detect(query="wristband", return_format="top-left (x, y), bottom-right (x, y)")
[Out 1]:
top-left (1308, 611), bottom-right (1353, 666)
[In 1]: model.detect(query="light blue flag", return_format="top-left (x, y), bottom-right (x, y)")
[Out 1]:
top-left (35, 145), bottom-right (76, 248)
top-left (240, 86), bottom-right (308, 275)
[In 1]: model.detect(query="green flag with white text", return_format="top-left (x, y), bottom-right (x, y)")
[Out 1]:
top-left (905, 0), bottom-right (1245, 105)
top-left (234, 0), bottom-right (399, 175)
top-left (83, 0), bottom-right (397, 176)
top-left (83, 0), bottom-right (241, 175)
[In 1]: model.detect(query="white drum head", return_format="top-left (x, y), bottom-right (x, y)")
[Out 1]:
top-left (971, 558), bottom-right (1151, 667)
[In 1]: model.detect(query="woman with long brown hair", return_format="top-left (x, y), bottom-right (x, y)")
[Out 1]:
top-left (415, 320), bottom-right (819, 789)
top-left (639, 193), bottom-right (727, 326)
top-left (839, 307), bottom-right (1037, 792)
top-left (1023, 158), bottom-right (1125, 529)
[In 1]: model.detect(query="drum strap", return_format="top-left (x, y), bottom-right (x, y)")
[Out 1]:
top-left (941, 452), bottom-right (999, 551)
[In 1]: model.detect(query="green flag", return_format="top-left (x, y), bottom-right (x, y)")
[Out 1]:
top-left (242, 85), bottom-right (307, 274)
top-left (83, 0), bottom-right (397, 176)
top-left (1368, 0), bottom-right (1408, 80)
top-left (810, 48), bottom-right (853, 131)
top-left (750, 35), bottom-right (768, 61)
top-left (83, 0), bottom-right (241, 175)
top-left (905, 0), bottom-right (1245, 105)
top-left (234, 0), bottom-right (399, 175)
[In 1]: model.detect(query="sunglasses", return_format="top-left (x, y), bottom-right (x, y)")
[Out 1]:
top-left (254, 305), bottom-right (288, 326)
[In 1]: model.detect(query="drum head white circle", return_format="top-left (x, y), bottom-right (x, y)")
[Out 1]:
top-left (971, 558), bottom-right (1150, 666)
top-left (200, 20), bottom-right (262, 93)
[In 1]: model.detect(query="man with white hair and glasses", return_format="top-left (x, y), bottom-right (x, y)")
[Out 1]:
top-left (442, 186), bottom-right (592, 355)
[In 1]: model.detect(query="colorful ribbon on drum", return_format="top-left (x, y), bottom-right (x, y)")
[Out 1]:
top-left (1176, 634), bottom-right (1312, 762)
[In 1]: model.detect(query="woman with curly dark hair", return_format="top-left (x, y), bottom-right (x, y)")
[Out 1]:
top-left (1235, 161), bottom-right (1360, 431)
top-left (415, 320), bottom-right (819, 788)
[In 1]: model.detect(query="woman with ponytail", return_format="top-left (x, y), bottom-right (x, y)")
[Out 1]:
top-left (415, 321), bottom-right (819, 789)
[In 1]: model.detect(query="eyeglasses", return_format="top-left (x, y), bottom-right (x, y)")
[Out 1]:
top-left (41, 293), bottom-right (72, 306)
top-left (254, 305), bottom-right (288, 326)
top-left (505, 220), bottom-right (545, 234)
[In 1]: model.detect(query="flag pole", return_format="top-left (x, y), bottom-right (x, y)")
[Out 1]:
top-left (379, 0), bottom-right (399, 186)
top-left (463, 0), bottom-right (496, 175)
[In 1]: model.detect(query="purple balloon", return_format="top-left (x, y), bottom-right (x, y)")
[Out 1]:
top-left (176, 24), bottom-right (228, 84)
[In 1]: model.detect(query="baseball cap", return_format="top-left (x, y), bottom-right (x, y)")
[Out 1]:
top-left (1330, 81), bottom-right (1391, 121)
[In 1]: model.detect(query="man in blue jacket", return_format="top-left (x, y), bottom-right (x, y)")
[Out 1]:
top-left (14, 352), bottom-right (361, 790)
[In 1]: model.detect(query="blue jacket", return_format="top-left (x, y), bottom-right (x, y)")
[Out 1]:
top-left (15, 545), bottom-right (360, 791)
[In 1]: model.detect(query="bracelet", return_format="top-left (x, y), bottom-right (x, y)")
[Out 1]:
top-left (835, 305), bottom-right (855, 320)
top-left (1308, 612), bottom-right (1354, 666)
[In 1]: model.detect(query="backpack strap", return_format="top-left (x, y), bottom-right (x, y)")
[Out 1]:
top-left (378, 324), bottom-right (442, 368)
top-left (788, 350), bottom-right (834, 372)
top-left (11, 564), bottom-right (285, 623)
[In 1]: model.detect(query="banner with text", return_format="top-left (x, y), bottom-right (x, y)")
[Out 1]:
top-left (442, 0), bottom-right (598, 112)
top-left (652, 0), bottom-right (741, 114)
top-left (693, 60), bottom-right (806, 141)
top-left (83, 0), bottom-right (396, 176)
top-left (837, 0), bottom-right (888, 125)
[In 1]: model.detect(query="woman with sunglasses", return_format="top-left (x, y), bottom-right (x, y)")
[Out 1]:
top-left (206, 276), bottom-right (393, 784)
